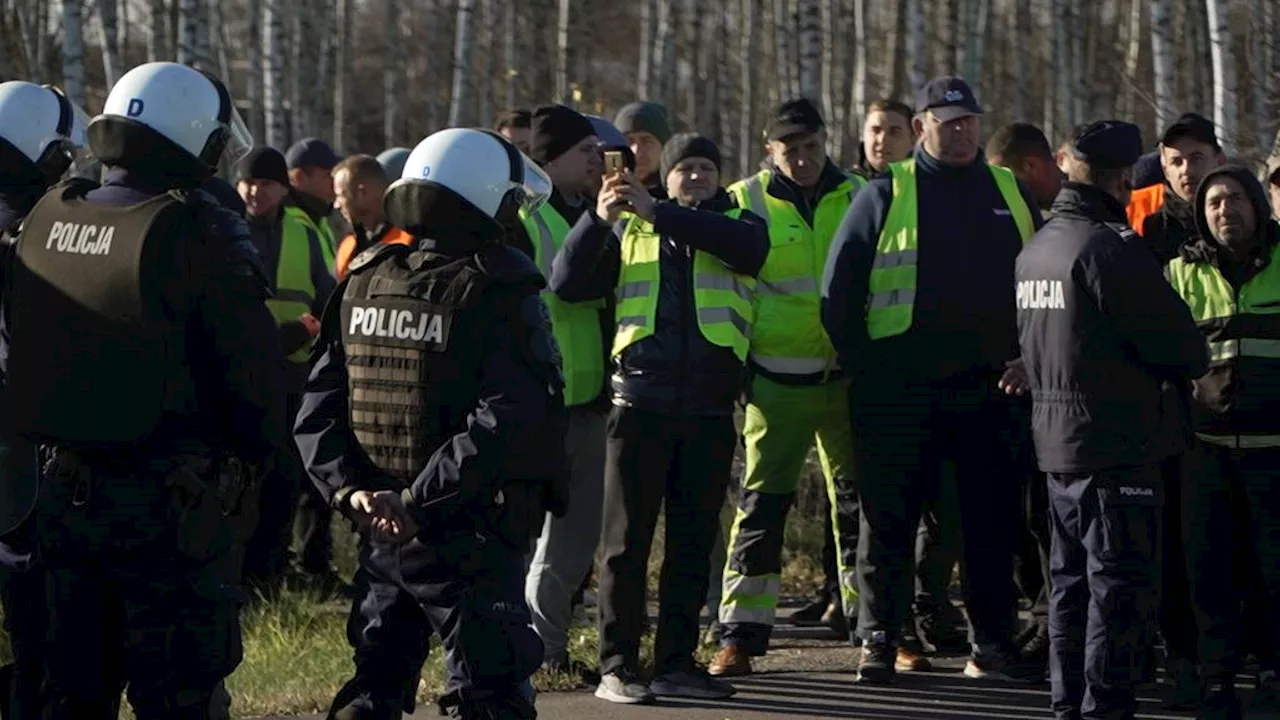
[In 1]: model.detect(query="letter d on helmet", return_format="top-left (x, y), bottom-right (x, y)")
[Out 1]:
top-left (90, 61), bottom-right (252, 178)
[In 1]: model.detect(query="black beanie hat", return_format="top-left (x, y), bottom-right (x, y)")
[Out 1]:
top-left (660, 133), bottom-right (722, 183)
top-left (529, 104), bottom-right (596, 165)
top-left (236, 146), bottom-right (290, 186)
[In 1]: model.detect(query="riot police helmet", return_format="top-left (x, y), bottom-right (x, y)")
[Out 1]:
top-left (87, 62), bottom-right (252, 182)
top-left (384, 128), bottom-right (552, 239)
top-left (0, 81), bottom-right (94, 185)
top-left (375, 147), bottom-right (412, 180)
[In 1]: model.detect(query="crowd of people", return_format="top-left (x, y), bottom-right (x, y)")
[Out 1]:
top-left (0, 58), bottom-right (1277, 720)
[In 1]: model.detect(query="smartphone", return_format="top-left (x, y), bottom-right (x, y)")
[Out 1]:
top-left (604, 150), bottom-right (625, 176)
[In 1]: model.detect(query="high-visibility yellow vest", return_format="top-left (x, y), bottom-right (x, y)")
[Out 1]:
top-left (268, 207), bottom-right (320, 363)
top-left (288, 208), bottom-right (337, 272)
top-left (1167, 239), bottom-right (1280, 448)
top-left (612, 209), bottom-right (755, 361)
top-left (727, 168), bottom-right (865, 375)
top-left (519, 203), bottom-right (605, 407)
top-left (866, 159), bottom-right (1035, 340)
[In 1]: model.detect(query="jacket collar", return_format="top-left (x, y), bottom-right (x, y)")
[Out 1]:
top-left (1049, 182), bottom-right (1128, 224)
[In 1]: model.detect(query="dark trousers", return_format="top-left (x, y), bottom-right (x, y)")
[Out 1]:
top-left (1018, 470), bottom-right (1052, 633)
top-left (34, 458), bottom-right (243, 719)
top-left (914, 464), bottom-right (963, 621)
top-left (331, 533), bottom-right (540, 719)
top-left (244, 390), bottom-right (306, 583)
top-left (598, 407), bottom-right (735, 676)
top-left (1048, 466), bottom-right (1162, 720)
top-left (850, 370), bottom-right (1020, 648)
top-left (0, 540), bottom-right (46, 720)
top-left (1172, 443), bottom-right (1280, 679)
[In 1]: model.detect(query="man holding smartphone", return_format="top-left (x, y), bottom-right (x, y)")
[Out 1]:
top-left (551, 133), bottom-right (769, 704)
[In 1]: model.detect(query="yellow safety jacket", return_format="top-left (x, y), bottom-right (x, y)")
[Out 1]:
top-left (612, 209), bottom-right (755, 361)
top-left (866, 159), bottom-right (1034, 340)
top-left (520, 203), bottom-right (606, 407)
top-left (727, 168), bottom-right (865, 376)
top-left (267, 206), bottom-right (320, 363)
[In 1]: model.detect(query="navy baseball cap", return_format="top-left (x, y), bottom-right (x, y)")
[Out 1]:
top-left (1069, 121), bottom-right (1143, 169)
top-left (1160, 112), bottom-right (1219, 150)
top-left (915, 76), bottom-right (984, 122)
top-left (766, 99), bottom-right (826, 142)
top-left (285, 137), bottom-right (340, 170)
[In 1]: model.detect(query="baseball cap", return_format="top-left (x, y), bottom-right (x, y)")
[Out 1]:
top-left (766, 99), bottom-right (826, 142)
top-left (1160, 113), bottom-right (1219, 150)
top-left (915, 76), bottom-right (984, 122)
top-left (285, 137), bottom-right (341, 170)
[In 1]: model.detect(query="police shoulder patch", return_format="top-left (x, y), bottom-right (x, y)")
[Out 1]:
top-left (341, 297), bottom-right (453, 352)
top-left (349, 241), bottom-right (412, 275)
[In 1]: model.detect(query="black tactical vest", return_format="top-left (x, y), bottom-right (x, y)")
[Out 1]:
top-left (341, 243), bottom-right (493, 484)
top-left (8, 182), bottom-right (193, 446)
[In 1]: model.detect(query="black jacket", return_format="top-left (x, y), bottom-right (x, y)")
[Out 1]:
top-left (1016, 183), bottom-right (1208, 473)
top-left (1141, 184), bottom-right (1202, 265)
top-left (1179, 165), bottom-right (1280, 439)
top-left (549, 189), bottom-right (769, 416)
top-left (823, 147), bottom-right (1045, 383)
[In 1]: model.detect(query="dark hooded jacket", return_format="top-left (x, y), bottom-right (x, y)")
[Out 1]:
top-left (1141, 182), bottom-right (1202, 265)
top-left (1174, 165), bottom-right (1280, 440)
top-left (549, 189), bottom-right (769, 416)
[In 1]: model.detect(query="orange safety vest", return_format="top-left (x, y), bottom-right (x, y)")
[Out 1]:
top-left (1127, 184), bottom-right (1165, 237)
top-left (335, 226), bottom-right (415, 280)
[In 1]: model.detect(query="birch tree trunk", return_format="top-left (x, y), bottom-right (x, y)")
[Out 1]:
top-left (1205, 0), bottom-right (1236, 156)
top-left (739, 0), bottom-right (761, 174)
top-left (773, 0), bottom-right (795, 100)
top-left (98, 0), bottom-right (121, 89)
top-left (178, 0), bottom-right (199, 66)
top-left (886, 0), bottom-right (905, 101)
top-left (796, 0), bottom-right (820, 102)
top-left (17, 1), bottom-right (40, 81)
top-left (263, 0), bottom-right (286, 149)
top-left (1151, 0), bottom-right (1175, 130)
top-left (555, 0), bottom-right (570, 103)
top-left (477, 0), bottom-right (496, 125)
top-left (384, 0), bottom-right (401, 145)
top-left (907, 0), bottom-right (925, 95)
top-left (147, 0), bottom-right (166, 61)
top-left (449, 0), bottom-right (476, 127)
top-left (1250, 0), bottom-right (1270, 153)
top-left (247, 0), bottom-right (263, 144)
top-left (504, 0), bottom-right (518, 108)
top-left (61, 0), bottom-right (86, 109)
top-left (716, 6), bottom-right (735, 174)
top-left (637, 0), bottom-right (655, 99)
top-left (1011, 0), bottom-right (1029, 121)
top-left (213, 0), bottom-right (230, 83)
top-left (654, 0), bottom-right (676, 108)
top-left (1120, 0), bottom-right (1142, 120)
top-left (967, 0), bottom-right (988, 93)
top-left (1053, 0), bottom-right (1070, 131)
top-left (849, 0), bottom-right (867, 132)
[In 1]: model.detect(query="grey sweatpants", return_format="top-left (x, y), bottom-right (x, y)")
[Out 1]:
top-left (524, 406), bottom-right (607, 663)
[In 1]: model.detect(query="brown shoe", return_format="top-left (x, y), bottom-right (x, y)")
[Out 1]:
top-left (896, 646), bottom-right (933, 672)
top-left (708, 645), bottom-right (753, 677)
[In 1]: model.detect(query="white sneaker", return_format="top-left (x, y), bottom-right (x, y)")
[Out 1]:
top-left (595, 670), bottom-right (655, 704)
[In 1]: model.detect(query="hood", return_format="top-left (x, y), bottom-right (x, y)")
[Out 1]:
top-left (1189, 165), bottom-right (1274, 261)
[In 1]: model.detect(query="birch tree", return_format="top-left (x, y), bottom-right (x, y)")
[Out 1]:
top-left (555, 0), bottom-right (571, 104)
top-left (477, 0), bottom-right (497, 125)
top-left (1151, 0), bottom-right (1175, 130)
top-left (739, 0), bottom-right (761, 174)
top-left (1205, 0), bottom-right (1236, 156)
top-left (1120, 0), bottom-right (1142, 120)
top-left (637, 0), bottom-right (656, 99)
top-left (448, 0), bottom-right (476, 127)
top-left (61, 0), bottom-right (85, 109)
top-left (796, 0), bottom-right (820, 102)
top-left (849, 0), bottom-right (867, 132)
top-left (262, 0), bottom-right (286, 149)
top-left (384, 0), bottom-right (400, 146)
top-left (147, 0), bottom-right (166, 62)
top-left (97, 0), bottom-right (121, 89)
top-left (773, 0), bottom-right (796, 101)
top-left (504, 1), bottom-right (518, 108)
top-left (907, 0), bottom-right (925, 95)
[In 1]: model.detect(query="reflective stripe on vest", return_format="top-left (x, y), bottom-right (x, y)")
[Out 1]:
top-left (519, 204), bottom-right (605, 407)
top-left (866, 159), bottom-right (1034, 340)
top-left (1168, 240), bottom-right (1280, 444)
top-left (612, 209), bottom-right (755, 361)
top-left (727, 168), bottom-right (863, 375)
top-left (267, 208), bottom-right (319, 363)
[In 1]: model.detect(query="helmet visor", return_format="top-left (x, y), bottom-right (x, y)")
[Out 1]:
top-left (220, 105), bottom-right (253, 167)
top-left (515, 153), bottom-right (553, 213)
top-left (64, 102), bottom-right (98, 176)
